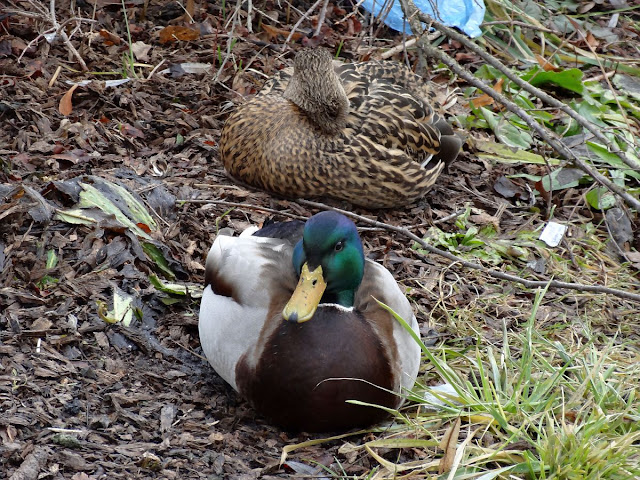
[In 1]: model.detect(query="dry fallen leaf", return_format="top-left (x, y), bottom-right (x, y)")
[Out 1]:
top-left (71, 473), bottom-right (91, 480)
top-left (99, 29), bottom-right (122, 46)
top-left (470, 210), bottom-right (501, 232)
top-left (120, 123), bottom-right (145, 139)
top-left (158, 26), bottom-right (200, 44)
top-left (468, 78), bottom-right (503, 109)
top-left (131, 40), bottom-right (152, 61)
top-left (186, 0), bottom-right (195, 18)
top-left (439, 417), bottom-right (461, 474)
top-left (494, 175), bottom-right (528, 200)
top-left (536, 54), bottom-right (560, 72)
top-left (59, 84), bottom-right (79, 116)
top-left (261, 23), bottom-right (303, 41)
top-left (585, 31), bottom-right (599, 49)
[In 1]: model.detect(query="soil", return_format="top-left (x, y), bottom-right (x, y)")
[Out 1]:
top-left (1, 1), bottom-right (636, 479)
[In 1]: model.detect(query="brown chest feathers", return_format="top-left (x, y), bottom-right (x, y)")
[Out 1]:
top-left (235, 307), bottom-right (398, 432)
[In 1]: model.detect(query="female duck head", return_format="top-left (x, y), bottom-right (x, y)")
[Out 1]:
top-left (282, 48), bottom-right (349, 135)
top-left (284, 212), bottom-right (365, 322)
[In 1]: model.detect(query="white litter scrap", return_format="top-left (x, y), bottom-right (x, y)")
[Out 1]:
top-left (421, 383), bottom-right (461, 410)
top-left (539, 221), bottom-right (567, 247)
top-left (65, 79), bottom-right (131, 88)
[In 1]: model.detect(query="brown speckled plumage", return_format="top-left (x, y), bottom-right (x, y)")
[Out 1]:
top-left (220, 48), bottom-right (462, 208)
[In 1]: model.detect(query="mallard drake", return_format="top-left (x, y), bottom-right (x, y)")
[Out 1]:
top-left (219, 48), bottom-right (461, 209)
top-left (199, 211), bottom-right (421, 432)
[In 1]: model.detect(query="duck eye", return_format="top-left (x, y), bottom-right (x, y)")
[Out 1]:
top-left (334, 240), bottom-right (345, 252)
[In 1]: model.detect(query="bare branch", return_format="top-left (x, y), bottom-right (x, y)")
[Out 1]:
top-left (396, 0), bottom-right (640, 212)
top-left (180, 198), bottom-right (309, 221)
top-left (297, 199), bottom-right (640, 303)
top-left (284, 0), bottom-right (324, 47)
top-left (430, 15), bottom-right (639, 173)
top-left (314, 0), bottom-right (330, 37)
top-left (49, 0), bottom-right (88, 71)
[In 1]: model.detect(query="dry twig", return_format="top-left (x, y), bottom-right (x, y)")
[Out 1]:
top-left (428, 14), bottom-right (640, 174)
top-left (283, 0), bottom-right (324, 47)
top-left (182, 199), bottom-right (308, 221)
top-left (297, 199), bottom-right (640, 303)
top-left (11, 7), bottom-right (95, 66)
top-left (314, 0), bottom-right (330, 36)
top-left (48, 0), bottom-right (88, 71)
top-left (396, 0), bottom-right (640, 212)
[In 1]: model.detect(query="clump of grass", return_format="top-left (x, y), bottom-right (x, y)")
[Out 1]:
top-left (319, 287), bottom-right (640, 479)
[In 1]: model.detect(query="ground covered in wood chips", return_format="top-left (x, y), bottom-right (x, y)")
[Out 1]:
top-left (1, 1), bottom-right (640, 479)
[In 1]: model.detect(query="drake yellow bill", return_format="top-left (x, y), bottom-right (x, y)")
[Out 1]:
top-left (282, 263), bottom-right (327, 323)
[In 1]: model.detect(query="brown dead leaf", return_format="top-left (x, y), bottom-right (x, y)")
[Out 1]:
top-left (131, 41), bottom-right (152, 61)
top-left (158, 26), bottom-right (200, 44)
top-left (578, 2), bottom-right (595, 14)
top-left (534, 179), bottom-right (551, 203)
top-left (0, 39), bottom-right (11, 56)
top-left (94, 331), bottom-right (110, 348)
top-left (585, 32), bottom-right (599, 49)
top-left (470, 211), bottom-right (501, 232)
top-left (468, 78), bottom-right (503, 109)
top-left (120, 123), bottom-right (145, 139)
top-left (31, 318), bottom-right (53, 330)
top-left (208, 431), bottom-right (225, 442)
top-left (71, 473), bottom-right (91, 480)
top-left (137, 222), bottom-right (152, 234)
top-left (261, 23), bottom-right (303, 41)
top-left (346, 17), bottom-right (362, 35)
top-left (439, 417), bottom-right (461, 474)
top-left (231, 73), bottom-right (256, 96)
top-left (25, 59), bottom-right (43, 78)
top-left (535, 54), bottom-right (560, 72)
top-left (626, 251), bottom-right (640, 262)
top-left (495, 176), bottom-right (529, 200)
top-left (303, 32), bottom-right (326, 48)
top-left (11, 37), bottom-right (32, 57)
top-left (454, 52), bottom-right (478, 63)
top-left (59, 84), bottom-right (79, 116)
top-left (99, 29), bottom-right (122, 46)
top-left (625, 251), bottom-right (640, 270)
top-left (186, 0), bottom-right (195, 18)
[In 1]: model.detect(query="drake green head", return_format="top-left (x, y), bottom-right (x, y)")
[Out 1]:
top-left (283, 211), bottom-right (365, 322)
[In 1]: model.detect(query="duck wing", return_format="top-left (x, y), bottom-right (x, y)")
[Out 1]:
top-left (355, 260), bottom-right (421, 393)
top-left (252, 218), bottom-right (305, 240)
top-left (199, 231), bottom-right (297, 390)
top-left (257, 67), bottom-right (293, 96)
top-left (338, 61), bottom-right (461, 166)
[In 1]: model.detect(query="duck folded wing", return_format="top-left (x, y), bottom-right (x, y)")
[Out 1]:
top-left (356, 261), bottom-right (421, 393)
top-left (199, 234), bottom-right (296, 390)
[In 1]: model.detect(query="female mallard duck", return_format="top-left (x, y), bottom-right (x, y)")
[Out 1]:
top-left (219, 48), bottom-right (461, 209)
top-left (199, 211), bottom-right (421, 432)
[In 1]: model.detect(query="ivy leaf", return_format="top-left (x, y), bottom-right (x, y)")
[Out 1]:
top-left (481, 108), bottom-right (533, 149)
top-left (540, 168), bottom-right (586, 192)
top-left (585, 188), bottom-right (616, 210)
top-left (522, 67), bottom-right (584, 94)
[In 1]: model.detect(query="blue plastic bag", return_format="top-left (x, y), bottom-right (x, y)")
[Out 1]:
top-left (361, 0), bottom-right (485, 38)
